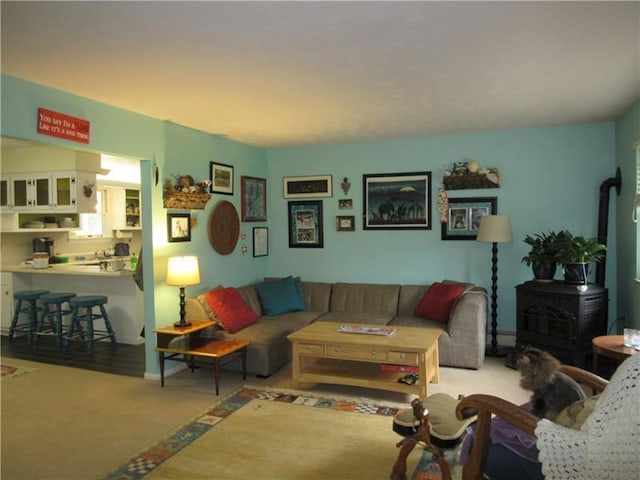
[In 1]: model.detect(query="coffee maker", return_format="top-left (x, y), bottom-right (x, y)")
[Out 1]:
top-left (32, 237), bottom-right (55, 263)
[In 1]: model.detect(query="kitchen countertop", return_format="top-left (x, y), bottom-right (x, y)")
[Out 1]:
top-left (2, 263), bottom-right (134, 277)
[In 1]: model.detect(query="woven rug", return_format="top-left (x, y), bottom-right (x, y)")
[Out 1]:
top-left (104, 386), bottom-right (462, 480)
top-left (0, 363), bottom-right (35, 380)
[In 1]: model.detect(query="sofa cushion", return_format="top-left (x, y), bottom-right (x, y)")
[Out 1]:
top-left (330, 283), bottom-right (400, 316)
top-left (414, 282), bottom-right (465, 323)
top-left (205, 287), bottom-right (259, 333)
top-left (255, 276), bottom-right (305, 315)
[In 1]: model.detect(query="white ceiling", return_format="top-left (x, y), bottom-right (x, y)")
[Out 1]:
top-left (2, 1), bottom-right (639, 148)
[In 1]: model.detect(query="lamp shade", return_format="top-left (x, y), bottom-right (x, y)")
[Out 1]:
top-left (166, 256), bottom-right (200, 286)
top-left (476, 215), bottom-right (513, 243)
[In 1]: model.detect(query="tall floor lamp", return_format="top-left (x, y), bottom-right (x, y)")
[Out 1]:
top-left (166, 256), bottom-right (201, 328)
top-left (477, 215), bottom-right (513, 357)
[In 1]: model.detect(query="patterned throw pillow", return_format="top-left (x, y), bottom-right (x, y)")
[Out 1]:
top-left (196, 285), bottom-right (223, 322)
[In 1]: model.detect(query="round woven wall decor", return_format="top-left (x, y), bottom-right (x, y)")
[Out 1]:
top-left (208, 200), bottom-right (240, 255)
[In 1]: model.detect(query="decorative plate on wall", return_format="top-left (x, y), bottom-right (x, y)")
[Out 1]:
top-left (208, 200), bottom-right (240, 255)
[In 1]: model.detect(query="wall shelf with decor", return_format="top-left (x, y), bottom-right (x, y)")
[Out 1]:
top-left (163, 192), bottom-right (211, 210)
top-left (443, 172), bottom-right (500, 190)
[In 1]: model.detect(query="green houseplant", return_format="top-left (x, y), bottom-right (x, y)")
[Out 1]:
top-left (521, 231), bottom-right (562, 282)
top-left (556, 231), bottom-right (606, 285)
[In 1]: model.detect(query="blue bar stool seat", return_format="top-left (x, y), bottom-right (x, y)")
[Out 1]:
top-left (35, 292), bottom-right (77, 349)
top-left (9, 290), bottom-right (50, 343)
top-left (64, 295), bottom-right (117, 354)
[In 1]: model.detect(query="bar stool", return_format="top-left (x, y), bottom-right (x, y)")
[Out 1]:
top-left (35, 292), bottom-right (76, 349)
top-left (64, 295), bottom-right (117, 354)
top-left (9, 290), bottom-right (50, 343)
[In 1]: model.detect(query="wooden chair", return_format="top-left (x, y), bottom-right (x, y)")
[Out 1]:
top-left (390, 365), bottom-right (609, 480)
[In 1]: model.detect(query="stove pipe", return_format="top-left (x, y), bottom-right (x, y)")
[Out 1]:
top-left (596, 167), bottom-right (621, 287)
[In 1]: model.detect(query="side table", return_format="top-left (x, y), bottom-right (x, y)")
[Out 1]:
top-left (154, 319), bottom-right (249, 395)
top-left (592, 335), bottom-right (638, 375)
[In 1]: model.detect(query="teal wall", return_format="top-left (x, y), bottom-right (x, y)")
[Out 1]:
top-left (615, 99), bottom-right (640, 330)
top-left (2, 73), bottom-right (631, 373)
top-left (267, 123), bottom-right (618, 332)
top-left (1, 74), bottom-right (267, 375)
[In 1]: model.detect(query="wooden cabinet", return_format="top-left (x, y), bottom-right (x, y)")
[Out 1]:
top-left (1, 171), bottom-right (96, 213)
top-left (515, 281), bottom-right (608, 368)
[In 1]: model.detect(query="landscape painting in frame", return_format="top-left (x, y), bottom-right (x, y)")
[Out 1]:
top-left (363, 172), bottom-right (432, 230)
top-left (441, 196), bottom-right (497, 240)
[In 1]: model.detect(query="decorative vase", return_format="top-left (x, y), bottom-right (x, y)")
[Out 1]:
top-left (563, 262), bottom-right (589, 285)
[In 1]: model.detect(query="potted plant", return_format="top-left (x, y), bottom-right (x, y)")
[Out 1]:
top-left (521, 231), bottom-right (562, 282)
top-left (556, 231), bottom-right (606, 285)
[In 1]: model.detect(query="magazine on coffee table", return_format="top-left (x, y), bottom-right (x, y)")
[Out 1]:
top-left (338, 325), bottom-right (396, 336)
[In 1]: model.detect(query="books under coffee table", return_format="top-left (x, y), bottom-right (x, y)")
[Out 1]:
top-left (287, 322), bottom-right (442, 398)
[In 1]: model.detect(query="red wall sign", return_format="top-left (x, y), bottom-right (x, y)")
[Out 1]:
top-left (37, 108), bottom-right (90, 144)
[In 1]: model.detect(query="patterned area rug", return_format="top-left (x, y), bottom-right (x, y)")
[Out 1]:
top-left (0, 363), bottom-right (35, 380)
top-left (104, 386), bottom-right (461, 480)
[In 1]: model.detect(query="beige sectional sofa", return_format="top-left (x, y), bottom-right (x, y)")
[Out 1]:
top-left (184, 280), bottom-right (487, 377)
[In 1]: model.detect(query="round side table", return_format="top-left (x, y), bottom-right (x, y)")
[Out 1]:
top-left (592, 335), bottom-right (638, 375)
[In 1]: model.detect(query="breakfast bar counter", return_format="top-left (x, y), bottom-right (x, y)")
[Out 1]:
top-left (1, 264), bottom-right (144, 345)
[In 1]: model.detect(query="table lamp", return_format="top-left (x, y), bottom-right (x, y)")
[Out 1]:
top-left (166, 256), bottom-right (200, 328)
top-left (477, 215), bottom-right (513, 357)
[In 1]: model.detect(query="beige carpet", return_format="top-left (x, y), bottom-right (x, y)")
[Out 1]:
top-left (135, 389), bottom-right (421, 480)
top-left (1, 355), bottom-right (527, 480)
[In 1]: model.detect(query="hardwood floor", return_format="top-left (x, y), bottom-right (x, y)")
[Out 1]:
top-left (0, 334), bottom-right (145, 377)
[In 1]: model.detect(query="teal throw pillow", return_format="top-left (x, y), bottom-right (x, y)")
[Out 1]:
top-left (255, 276), bottom-right (305, 315)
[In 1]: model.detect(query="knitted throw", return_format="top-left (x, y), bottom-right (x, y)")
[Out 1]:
top-left (536, 353), bottom-right (640, 479)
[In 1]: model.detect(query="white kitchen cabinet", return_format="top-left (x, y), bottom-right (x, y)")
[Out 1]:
top-left (1, 171), bottom-right (96, 213)
top-left (0, 177), bottom-right (10, 209)
top-left (105, 185), bottom-right (141, 230)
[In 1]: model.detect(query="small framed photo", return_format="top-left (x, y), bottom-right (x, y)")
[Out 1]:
top-left (363, 171), bottom-right (432, 230)
top-left (167, 212), bottom-right (191, 243)
top-left (336, 215), bottom-right (355, 231)
top-left (283, 175), bottom-right (332, 198)
top-left (441, 197), bottom-right (497, 240)
top-left (241, 176), bottom-right (267, 222)
top-left (339, 198), bottom-right (353, 210)
top-left (209, 161), bottom-right (234, 195)
top-left (288, 200), bottom-right (324, 248)
top-left (253, 227), bottom-right (269, 257)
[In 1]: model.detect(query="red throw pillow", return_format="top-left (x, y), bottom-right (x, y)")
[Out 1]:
top-left (414, 282), bottom-right (465, 323)
top-left (205, 287), bottom-right (258, 333)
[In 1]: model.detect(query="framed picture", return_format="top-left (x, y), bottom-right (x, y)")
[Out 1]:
top-left (339, 198), bottom-right (353, 210)
top-left (283, 175), bottom-right (332, 198)
top-left (209, 161), bottom-right (234, 195)
top-left (336, 215), bottom-right (355, 231)
top-left (253, 227), bottom-right (268, 257)
top-left (241, 176), bottom-right (267, 221)
top-left (362, 171), bottom-right (432, 230)
top-left (167, 212), bottom-right (191, 242)
top-left (288, 200), bottom-right (324, 248)
top-left (441, 197), bottom-right (497, 240)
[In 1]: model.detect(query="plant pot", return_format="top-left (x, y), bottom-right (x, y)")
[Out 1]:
top-left (532, 263), bottom-right (556, 283)
top-left (564, 262), bottom-right (589, 285)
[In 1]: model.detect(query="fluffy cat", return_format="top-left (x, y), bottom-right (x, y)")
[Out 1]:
top-left (517, 347), bottom-right (586, 421)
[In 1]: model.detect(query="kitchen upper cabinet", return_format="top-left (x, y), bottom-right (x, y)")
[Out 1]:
top-left (0, 177), bottom-right (10, 208)
top-left (1, 171), bottom-right (96, 213)
top-left (105, 185), bottom-right (141, 230)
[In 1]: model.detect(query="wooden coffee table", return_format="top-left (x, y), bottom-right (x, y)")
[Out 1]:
top-left (287, 322), bottom-right (442, 397)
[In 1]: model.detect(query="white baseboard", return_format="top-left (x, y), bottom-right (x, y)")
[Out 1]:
top-left (144, 363), bottom-right (188, 381)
